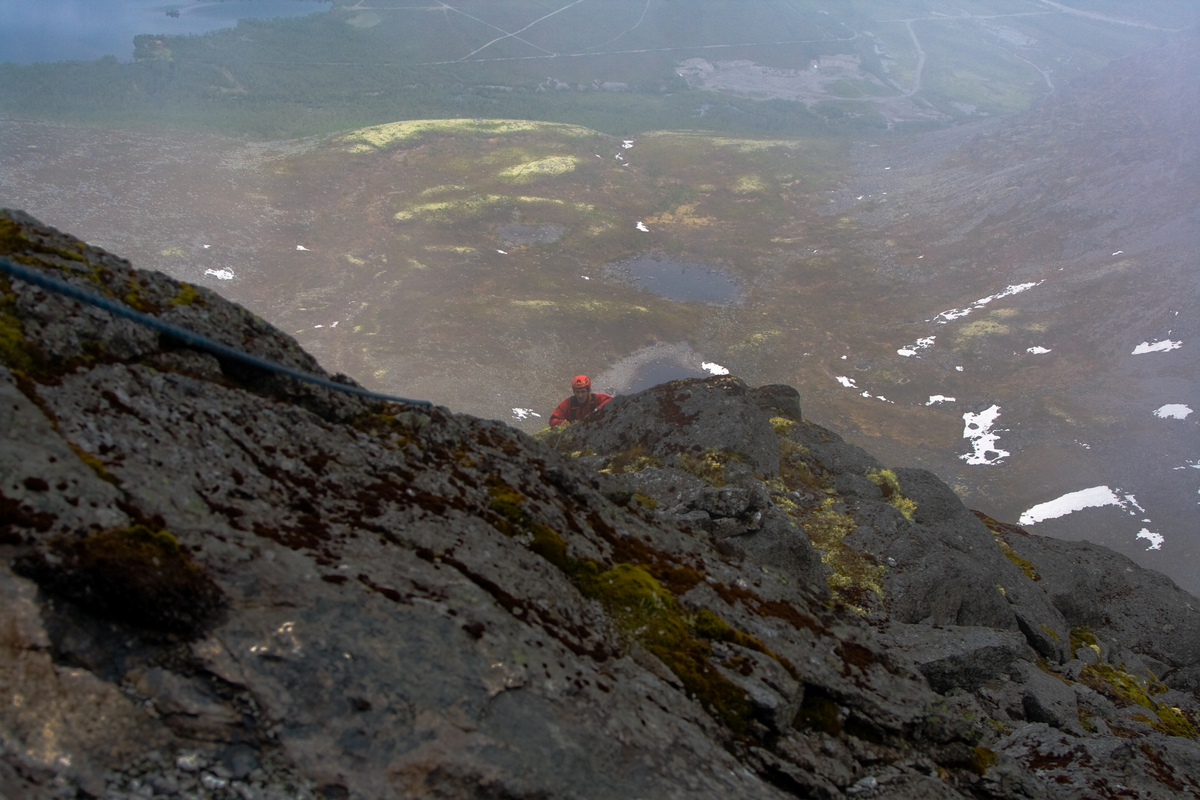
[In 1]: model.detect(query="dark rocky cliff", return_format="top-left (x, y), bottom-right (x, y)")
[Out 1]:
top-left (2, 208), bottom-right (1199, 799)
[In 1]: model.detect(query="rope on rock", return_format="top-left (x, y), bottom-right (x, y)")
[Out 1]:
top-left (0, 256), bottom-right (432, 408)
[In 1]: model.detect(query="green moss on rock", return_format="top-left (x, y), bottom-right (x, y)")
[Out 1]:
top-left (866, 468), bottom-right (916, 521)
top-left (675, 449), bottom-right (742, 487)
top-left (576, 563), bottom-right (754, 733)
top-left (13, 525), bottom-right (225, 638)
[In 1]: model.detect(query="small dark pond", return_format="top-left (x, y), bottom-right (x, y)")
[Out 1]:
top-left (625, 360), bottom-right (709, 394)
top-left (605, 253), bottom-right (743, 305)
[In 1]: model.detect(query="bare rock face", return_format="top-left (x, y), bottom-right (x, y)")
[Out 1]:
top-left (559, 375), bottom-right (783, 476)
top-left (3, 209), bottom-right (1200, 799)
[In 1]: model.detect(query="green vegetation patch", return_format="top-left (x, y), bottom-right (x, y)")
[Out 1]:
top-left (487, 476), bottom-right (570, 570)
top-left (866, 468), bottom-right (916, 521)
top-left (169, 283), bottom-right (203, 307)
top-left (1070, 627), bottom-right (1196, 738)
top-left (0, 277), bottom-right (34, 374)
top-left (675, 449), bottom-right (743, 487)
top-left (498, 156), bottom-right (581, 183)
top-left (14, 525), bottom-right (225, 638)
top-left (602, 444), bottom-right (662, 475)
top-left (994, 538), bottom-right (1039, 581)
top-left (575, 562), bottom-right (755, 733)
top-left (341, 119), bottom-right (597, 152)
top-left (801, 498), bottom-right (885, 613)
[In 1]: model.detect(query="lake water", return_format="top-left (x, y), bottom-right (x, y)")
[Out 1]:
top-left (0, 0), bottom-right (329, 65)
top-left (605, 253), bottom-right (743, 305)
top-left (626, 361), bottom-right (709, 394)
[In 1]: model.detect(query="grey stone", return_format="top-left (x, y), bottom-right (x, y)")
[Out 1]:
top-left (4, 209), bottom-right (1200, 800)
top-left (1014, 663), bottom-right (1082, 734)
top-left (878, 624), bottom-right (1030, 694)
top-left (559, 375), bottom-right (782, 476)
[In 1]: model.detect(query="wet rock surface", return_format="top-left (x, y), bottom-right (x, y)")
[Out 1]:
top-left (3, 210), bottom-right (1200, 798)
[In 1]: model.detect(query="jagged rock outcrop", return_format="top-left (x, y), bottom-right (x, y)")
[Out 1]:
top-left (2, 209), bottom-right (1200, 799)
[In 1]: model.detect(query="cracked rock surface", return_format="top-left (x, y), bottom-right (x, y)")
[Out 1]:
top-left (2, 209), bottom-right (1200, 799)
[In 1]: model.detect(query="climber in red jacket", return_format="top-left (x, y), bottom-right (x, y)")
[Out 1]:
top-left (549, 375), bottom-right (612, 427)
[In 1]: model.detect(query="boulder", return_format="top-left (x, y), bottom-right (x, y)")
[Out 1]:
top-left (560, 375), bottom-right (781, 477)
top-left (878, 623), bottom-right (1032, 694)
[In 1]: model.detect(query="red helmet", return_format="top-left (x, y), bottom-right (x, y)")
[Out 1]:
top-left (572, 375), bottom-right (591, 389)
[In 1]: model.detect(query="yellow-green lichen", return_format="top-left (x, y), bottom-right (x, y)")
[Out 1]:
top-left (866, 468), bottom-right (916, 521)
top-left (574, 563), bottom-right (754, 733)
top-left (339, 119), bottom-right (597, 151)
top-left (0, 281), bottom-right (33, 374)
top-left (1071, 627), bottom-right (1197, 738)
top-left (602, 444), bottom-right (662, 475)
top-left (632, 492), bottom-right (658, 509)
top-left (68, 442), bottom-right (119, 485)
top-left (801, 498), bottom-right (884, 613)
top-left (731, 174), bottom-right (769, 194)
top-left (486, 477), bottom-right (570, 570)
top-left (168, 283), bottom-right (202, 307)
top-left (770, 416), bottom-right (797, 435)
top-left (996, 538), bottom-right (1040, 580)
top-left (675, 449), bottom-right (742, 487)
top-left (969, 746), bottom-right (998, 776)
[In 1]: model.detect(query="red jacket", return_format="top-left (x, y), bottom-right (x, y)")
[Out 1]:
top-left (549, 392), bottom-right (612, 427)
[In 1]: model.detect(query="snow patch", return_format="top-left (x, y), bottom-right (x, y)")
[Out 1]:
top-left (1019, 486), bottom-right (1135, 525)
top-left (1154, 404), bottom-right (1193, 420)
top-left (204, 269), bottom-right (234, 280)
top-left (898, 336), bottom-right (935, 357)
top-left (933, 281), bottom-right (1044, 324)
top-left (702, 362), bottom-right (730, 375)
top-left (1136, 529), bottom-right (1164, 550)
top-left (960, 405), bottom-right (1009, 466)
top-left (1132, 340), bottom-right (1182, 354)
top-left (926, 395), bottom-right (956, 405)
top-left (511, 408), bottom-right (541, 421)
top-left (296, 245), bottom-right (309, 251)
top-left (1027, 346), bottom-right (1051, 354)
top-left (836, 376), bottom-right (858, 389)
top-left (636, 221), bottom-right (649, 232)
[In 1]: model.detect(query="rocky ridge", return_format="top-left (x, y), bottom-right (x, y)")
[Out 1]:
top-left (2, 208), bottom-right (1200, 799)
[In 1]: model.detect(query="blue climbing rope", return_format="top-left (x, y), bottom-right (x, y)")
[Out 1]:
top-left (0, 256), bottom-right (432, 408)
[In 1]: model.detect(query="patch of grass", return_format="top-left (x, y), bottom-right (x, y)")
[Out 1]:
top-left (341, 119), bottom-right (597, 152)
top-left (498, 156), bottom-right (581, 183)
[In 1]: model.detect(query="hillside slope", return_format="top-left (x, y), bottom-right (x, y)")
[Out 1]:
top-left (2, 209), bottom-right (1200, 799)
